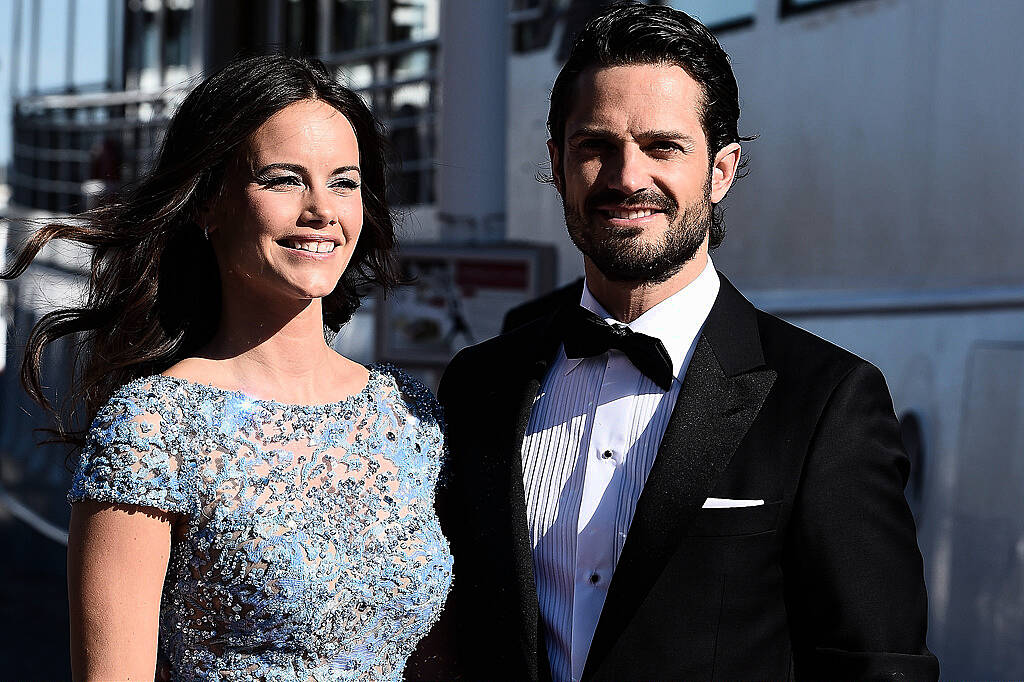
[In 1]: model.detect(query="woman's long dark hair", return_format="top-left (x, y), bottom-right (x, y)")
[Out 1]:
top-left (1, 54), bottom-right (399, 444)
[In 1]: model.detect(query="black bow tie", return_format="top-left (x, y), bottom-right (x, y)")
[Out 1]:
top-left (561, 306), bottom-right (674, 391)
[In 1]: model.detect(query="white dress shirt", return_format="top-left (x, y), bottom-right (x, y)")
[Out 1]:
top-left (520, 258), bottom-right (720, 682)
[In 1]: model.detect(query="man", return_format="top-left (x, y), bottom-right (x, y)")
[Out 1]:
top-left (436, 4), bottom-right (938, 680)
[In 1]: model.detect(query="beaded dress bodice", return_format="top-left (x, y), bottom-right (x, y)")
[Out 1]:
top-left (69, 365), bottom-right (453, 682)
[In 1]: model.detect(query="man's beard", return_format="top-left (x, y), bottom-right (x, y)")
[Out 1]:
top-left (563, 177), bottom-right (712, 286)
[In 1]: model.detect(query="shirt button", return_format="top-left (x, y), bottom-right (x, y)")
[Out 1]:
top-left (601, 450), bottom-right (614, 460)
top-left (589, 573), bottom-right (600, 584)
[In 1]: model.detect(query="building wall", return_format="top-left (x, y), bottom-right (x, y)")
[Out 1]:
top-left (507, 0), bottom-right (1024, 292)
top-left (505, 0), bottom-right (1024, 674)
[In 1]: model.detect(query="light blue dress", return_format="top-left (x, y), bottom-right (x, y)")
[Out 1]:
top-left (69, 365), bottom-right (453, 682)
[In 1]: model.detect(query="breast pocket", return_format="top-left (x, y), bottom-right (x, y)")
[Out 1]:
top-left (684, 500), bottom-right (781, 537)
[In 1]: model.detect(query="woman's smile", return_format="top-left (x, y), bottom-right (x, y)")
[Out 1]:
top-left (209, 99), bottom-right (363, 302)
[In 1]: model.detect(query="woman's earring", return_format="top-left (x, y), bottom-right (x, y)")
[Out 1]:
top-left (203, 225), bottom-right (211, 241)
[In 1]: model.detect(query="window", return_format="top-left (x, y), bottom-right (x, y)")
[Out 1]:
top-left (333, 0), bottom-right (375, 52)
top-left (326, 0), bottom-right (440, 205)
top-left (667, 0), bottom-right (757, 33)
top-left (780, 0), bottom-right (868, 17)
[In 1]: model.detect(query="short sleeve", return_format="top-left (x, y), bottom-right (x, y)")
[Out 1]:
top-left (68, 379), bottom-right (194, 516)
top-left (379, 364), bottom-right (449, 489)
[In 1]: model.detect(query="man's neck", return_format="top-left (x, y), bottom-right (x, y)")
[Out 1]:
top-left (584, 246), bottom-right (710, 324)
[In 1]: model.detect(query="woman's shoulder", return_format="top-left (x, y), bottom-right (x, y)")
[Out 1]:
top-left (373, 363), bottom-right (444, 429)
top-left (97, 373), bottom-right (198, 424)
top-left (72, 374), bottom-right (200, 515)
top-left (87, 373), bottom-right (214, 462)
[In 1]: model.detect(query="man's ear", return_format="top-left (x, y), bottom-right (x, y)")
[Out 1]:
top-left (710, 142), bottom-right (741, 204)
top-left (546, 139), bottom-right (564, 196)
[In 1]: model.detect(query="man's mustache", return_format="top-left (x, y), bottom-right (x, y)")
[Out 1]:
top-left (584, 189), bottom-right (678, 217)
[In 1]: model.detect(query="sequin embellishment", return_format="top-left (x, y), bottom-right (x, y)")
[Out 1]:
top-left (69, 365), bottom-right (453, 681)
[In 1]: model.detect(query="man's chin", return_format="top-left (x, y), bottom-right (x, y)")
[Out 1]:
top-left (597, 264), bottom-right (683, 286)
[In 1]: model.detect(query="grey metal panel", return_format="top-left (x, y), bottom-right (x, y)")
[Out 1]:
top-left (934, 343), bottom-right (1024, 678)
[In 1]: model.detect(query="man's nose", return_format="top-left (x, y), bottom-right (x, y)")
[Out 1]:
top-left (602, 145), bottom-right (651, 195)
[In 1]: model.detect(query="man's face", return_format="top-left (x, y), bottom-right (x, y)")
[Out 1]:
top-left (549, 63), bottom-right (728, 285)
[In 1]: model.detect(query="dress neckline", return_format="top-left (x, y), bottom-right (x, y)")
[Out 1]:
top-left (149, 364), bottom-right (385, 411)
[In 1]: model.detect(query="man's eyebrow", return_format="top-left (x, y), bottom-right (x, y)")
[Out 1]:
top-left (637, 129), bottom-right (697, 145)
top-left (567, 127), bottom-right (617, 142)
top-left (567, 127), bottom-right (697, 145)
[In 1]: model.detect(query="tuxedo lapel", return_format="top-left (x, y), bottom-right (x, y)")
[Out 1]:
top-left (489, 307), bottom-right (570, 678)
top-left (583, 276), bottom-right (777, 679)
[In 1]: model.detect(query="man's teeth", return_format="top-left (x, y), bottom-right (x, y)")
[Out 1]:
top-left (607, 209), bottom-right (655, 219)
top-left (285, 240), bottom-right (336, 253)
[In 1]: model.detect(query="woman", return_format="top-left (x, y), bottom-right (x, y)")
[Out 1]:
top-left (4, 55), bottom-right (452, 680)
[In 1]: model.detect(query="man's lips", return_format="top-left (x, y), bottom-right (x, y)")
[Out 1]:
top-left (594, 206), bottom-right (664, 222)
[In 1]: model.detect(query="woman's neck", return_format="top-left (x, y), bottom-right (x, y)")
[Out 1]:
top-left (187, 290), bottom-right (363, 405)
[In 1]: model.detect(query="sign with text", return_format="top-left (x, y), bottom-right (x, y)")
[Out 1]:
top-left (377, 244), bottom-right (556, 366)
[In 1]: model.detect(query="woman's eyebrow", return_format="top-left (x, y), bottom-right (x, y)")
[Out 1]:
top-left (253, 163), bottom-right (360, 176)
top-left (254, 162), bottom-right (305, 176)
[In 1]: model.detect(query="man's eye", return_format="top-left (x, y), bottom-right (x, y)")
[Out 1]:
top-left (648, 141), bottom-right (682, 153)
top-left (578, 139), bottom-right (608, 150)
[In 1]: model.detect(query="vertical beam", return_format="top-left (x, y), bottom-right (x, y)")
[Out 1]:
top-left (266, 0), bottom-right (283, 48)
top-left (190, 0), bottom-right (207, 75)
top-left (28, 0), bottom-right (40, 94)
top-left (66, 0), bottom-right (77, 91)
top-left (10, 0), bottom-right (23, 100)
top-left (107, 0), bottom-right (125, 90)
top-left (154, 0), bottom-right (166, 86)
top-left (316, 0), bottom-right (331, 56)
top-left (438, 0), bottom-right (508, 242)
top-left (129, 2), bottom-right (144, 89)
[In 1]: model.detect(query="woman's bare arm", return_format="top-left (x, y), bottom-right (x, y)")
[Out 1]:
top-left (68, 501), bottom-right (174, 681)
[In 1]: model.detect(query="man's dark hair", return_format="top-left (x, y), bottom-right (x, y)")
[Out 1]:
top-left (547, 2), bottom-right (753, 248)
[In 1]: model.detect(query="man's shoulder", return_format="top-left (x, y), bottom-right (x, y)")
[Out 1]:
top-left (439, 316), bottom-right (550, 400)
top-left (501, 278), bottom-right (584, 333)
top-left (752, 306), bottom-right (877, 389)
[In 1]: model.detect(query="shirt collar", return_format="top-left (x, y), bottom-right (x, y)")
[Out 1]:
top-left (564, 256), bottom-right (721, 383)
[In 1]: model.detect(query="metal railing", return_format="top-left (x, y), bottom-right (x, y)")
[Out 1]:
top-left (9, 86), bottom-right (190, 214)
top-left (8, 38), bottom-right (440, 213)
top-left (324, 37), bottom-right (440, 207)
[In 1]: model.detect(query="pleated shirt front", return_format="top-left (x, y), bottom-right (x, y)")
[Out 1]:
top-left (520, 259), bottom-right (720, 682)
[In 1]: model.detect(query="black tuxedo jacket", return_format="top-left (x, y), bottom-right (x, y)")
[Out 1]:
top-left (435, 274), bottom-right (938, 681)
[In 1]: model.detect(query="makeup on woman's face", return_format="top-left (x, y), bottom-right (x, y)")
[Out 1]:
top-left (209, 99), bottom-right (363, 305)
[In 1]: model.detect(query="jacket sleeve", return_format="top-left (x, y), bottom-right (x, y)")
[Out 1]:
top-left (785, 362), bottom-right (939, 680)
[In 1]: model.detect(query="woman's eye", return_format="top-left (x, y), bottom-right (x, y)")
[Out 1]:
top-left (331, 178), bottom-right (361, 191)
top-left (261, 175), bottom-right (302, 188)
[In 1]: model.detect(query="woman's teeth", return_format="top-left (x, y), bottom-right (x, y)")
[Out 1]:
top-left (285, 240), bottom-right (336, 253)
top-left (607, 209), bottom-right (655, 219)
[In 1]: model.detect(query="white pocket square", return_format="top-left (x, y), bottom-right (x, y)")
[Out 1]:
top-left (702, 497), bottom-right (764, 509)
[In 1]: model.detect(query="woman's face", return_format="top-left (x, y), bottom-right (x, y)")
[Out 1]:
top-left (208, 99), bottom-right (363, 304)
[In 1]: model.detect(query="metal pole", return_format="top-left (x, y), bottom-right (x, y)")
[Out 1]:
top-left (28, 0), bottom-right (40, 94)
top-left (10, 0), bottom-right (23, 100)
top-left (66, 0), bottom-right (77, 91)
top-left (438, 0), bottom-right (508, 242)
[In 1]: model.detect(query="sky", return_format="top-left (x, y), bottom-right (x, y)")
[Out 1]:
top-left (0, 0), bottom-right (110, 168)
